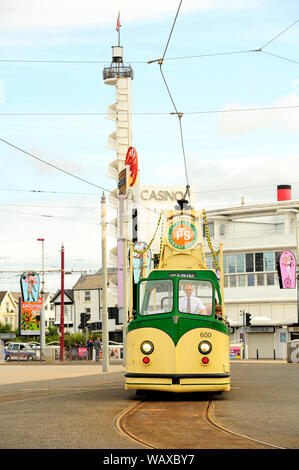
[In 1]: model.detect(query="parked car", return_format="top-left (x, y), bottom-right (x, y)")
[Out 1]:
top-left (5, 342), bottom-right (36, 361)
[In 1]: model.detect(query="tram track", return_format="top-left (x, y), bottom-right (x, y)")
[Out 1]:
top-left (115, 396), bottom-right (286, 450)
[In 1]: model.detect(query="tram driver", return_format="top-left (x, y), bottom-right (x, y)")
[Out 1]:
top-left (179, 283), bottom-right (206, 315)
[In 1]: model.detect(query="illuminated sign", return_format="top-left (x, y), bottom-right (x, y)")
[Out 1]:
top-left (279, 250), bottom-right (296, 288)
top-left (20, 271), bottom-right (40, 302)
top-left (168, 220), bottom-right (197, 250)
top-left (125, 146), bottom-right (138, 187)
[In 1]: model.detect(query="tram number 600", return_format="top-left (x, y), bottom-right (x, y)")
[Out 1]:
top-left (200, 332), bottom-right (212, 338)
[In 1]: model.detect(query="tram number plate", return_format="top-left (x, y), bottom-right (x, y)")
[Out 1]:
top-left (200, 332), bottom-right (212, 338)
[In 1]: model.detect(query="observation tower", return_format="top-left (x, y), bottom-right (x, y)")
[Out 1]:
top-left (102, 18), bottom-right (134, 321)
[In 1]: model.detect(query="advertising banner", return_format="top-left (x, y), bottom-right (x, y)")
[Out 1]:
top-left (20, 297), bottom-right (42, 335)
top-left (78, 347), bottom-right (87, 359)
top-left (279, 250), bottom-right (296, 289)
top-left (230, 346), bottom-right (242, 360)
top-left (20, 271), bottom-right (40, 302)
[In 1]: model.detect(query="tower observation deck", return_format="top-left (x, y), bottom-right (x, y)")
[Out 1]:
top-left (103, 46), bottom-right (134, 82)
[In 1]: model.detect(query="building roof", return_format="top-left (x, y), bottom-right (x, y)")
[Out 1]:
top-left (51, 289), bottom-right (74, 303)
top-left (72, 273), bottom-right (114, 290)
top-left (206, 199), bottom-right (299, 218)
top-left (0, 291), bottom-right (8, 304)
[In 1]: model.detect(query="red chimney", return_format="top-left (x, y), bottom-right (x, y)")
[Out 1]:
top-left (277, 185), bottom-right (291, 201)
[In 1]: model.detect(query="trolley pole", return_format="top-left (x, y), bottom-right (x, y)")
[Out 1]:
top-left (101, 193), bottom-right (109, 372)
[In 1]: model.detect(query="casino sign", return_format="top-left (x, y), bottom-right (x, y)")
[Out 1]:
top-left (168, 220), bottom-right (197, 250)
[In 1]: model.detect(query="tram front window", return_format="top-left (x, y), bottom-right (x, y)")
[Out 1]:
top-left (178, 280), bottom-right (213, 315)
top-left (139, 280), bottom-right (173, 315)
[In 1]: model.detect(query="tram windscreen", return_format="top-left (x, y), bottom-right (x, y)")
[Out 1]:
top-left (178, 280), bottom-right (213, 315)
top-left (139, 280), bottom-right (173, 315)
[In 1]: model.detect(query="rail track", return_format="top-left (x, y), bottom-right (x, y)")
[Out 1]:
top-left (115, 394), bottom-right (286, 450)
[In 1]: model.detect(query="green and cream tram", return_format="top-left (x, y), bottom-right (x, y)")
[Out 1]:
top-left (125, 205), bottom-right (230, 393)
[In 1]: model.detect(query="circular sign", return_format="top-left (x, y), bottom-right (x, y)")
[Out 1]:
top-left (168, 220), bottom-right (197, 250)
top-left (125, 146), bottom-right (138, 187)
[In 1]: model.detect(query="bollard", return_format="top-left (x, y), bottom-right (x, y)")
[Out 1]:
top-left (273, 349), bottom-right (276, 360)
top-left (256, 349), bottom-right (259, 360)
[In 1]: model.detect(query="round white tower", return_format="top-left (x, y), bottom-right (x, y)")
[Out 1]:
top-left (103, 36), bottom-right (134, 320)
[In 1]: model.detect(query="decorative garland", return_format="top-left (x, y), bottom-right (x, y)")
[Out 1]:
top-left (202, 209), bottom-right (221, 271)
top-left (133, 213), bottom-right (162, 254)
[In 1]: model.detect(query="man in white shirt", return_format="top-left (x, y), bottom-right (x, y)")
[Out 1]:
top-left (179, 284), bottom-right (206, 314)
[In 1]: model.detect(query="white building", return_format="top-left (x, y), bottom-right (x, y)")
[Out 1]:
top-left (203, 187), bottom-right (298, 359)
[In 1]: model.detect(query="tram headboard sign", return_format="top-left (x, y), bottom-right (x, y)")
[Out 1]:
top-left (168, 220), bottom-right (198, 250)
top-left (279, 250), bottom-right (296, 289)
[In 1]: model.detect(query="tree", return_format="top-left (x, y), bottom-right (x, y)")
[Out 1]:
top-left (0, 322), bottom-right (14, 333)
top-left (46, 326), bottom-right (60, 343)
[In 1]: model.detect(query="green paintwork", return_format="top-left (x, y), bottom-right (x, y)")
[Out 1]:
top-left (127, 315), bottom-right (228, 345)
top-left (128, 269), bottom-right (228, 345)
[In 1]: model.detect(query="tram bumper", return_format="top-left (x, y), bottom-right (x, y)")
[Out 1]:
top-left (125, 372), bottom-right (230, 393)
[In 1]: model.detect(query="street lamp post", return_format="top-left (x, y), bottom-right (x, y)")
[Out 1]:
top-left (60, 244), bottom-right (65, 361)
top-left (37, 238), bottom-right (45, 362)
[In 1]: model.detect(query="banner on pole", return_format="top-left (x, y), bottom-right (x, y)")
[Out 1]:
top-left (20, 297), bottom-right (42, 335)
top-left (20, 271), bottom-right (40, 302)
top-left (279, 250), bottom-right (296, 289)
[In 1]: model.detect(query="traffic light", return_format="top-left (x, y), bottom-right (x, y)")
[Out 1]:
top-left (245, 313), bottom-right (252, 326)
top-left (79, 312), bottom-right (91, 329)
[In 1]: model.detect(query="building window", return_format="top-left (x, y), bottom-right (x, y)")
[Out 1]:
top-left (238, 274), bottom-right (246, 287)
top-left (246, 253), bottom-right (254, 272)
top-left (248, 274), bottom-right (255, 286)
top-left (223, 250), bottom-right (285, 288)
top-left (266, 273), bottom-right (275, 285)
top-left (228, 254), bottom-right (236, 273)
top-left (255, 253), bottom-right (264, 272)
top-left (85, 291), bottom-right (91, 301)
top-left (219, 224), bottom-right (226, 236)
top-left (236, 253), bottom-right (245, 273)
top-left (264, 252), bottom-right (275, 271)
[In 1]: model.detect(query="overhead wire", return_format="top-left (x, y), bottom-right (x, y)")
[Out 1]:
top-left (149, 0), bottom-right (190, 196)
top-left (0, 104), bottom-right (299, 116)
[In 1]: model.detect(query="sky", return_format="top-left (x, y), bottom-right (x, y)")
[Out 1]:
top-left (0, 0), bottom-right (298, 292)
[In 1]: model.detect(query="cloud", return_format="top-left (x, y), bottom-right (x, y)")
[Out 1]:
top-left (217, 85), bottom-right (299, 136)
top-left (190, 152), bottom-right (299, 208)
top-left (0, 0), bottom-right (259, 32)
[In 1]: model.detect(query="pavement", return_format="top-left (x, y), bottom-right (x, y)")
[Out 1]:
top-left (0, 361), bottom-right (125, 385)
top-left (0, 359), bottom-right (286, 386)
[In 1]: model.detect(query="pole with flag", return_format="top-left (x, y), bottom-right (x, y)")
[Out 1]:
top-left (116, 11), bottom-right (121, 46)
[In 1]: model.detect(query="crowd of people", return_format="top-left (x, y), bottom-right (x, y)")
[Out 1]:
top-left (67, 336), bottom-right (102, 361)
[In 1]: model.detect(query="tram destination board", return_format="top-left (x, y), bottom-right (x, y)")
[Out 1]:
top-left (169, 273), bottom-right (197, 278)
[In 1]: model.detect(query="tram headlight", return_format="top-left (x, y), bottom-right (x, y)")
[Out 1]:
top-left (198, 341), bottom-right (212, 355)
top-left (140, 341), bottom-right (154, 355)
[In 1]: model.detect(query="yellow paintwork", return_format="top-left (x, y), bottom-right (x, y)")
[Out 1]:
top-left (125, 327), bottom-right (230, 393)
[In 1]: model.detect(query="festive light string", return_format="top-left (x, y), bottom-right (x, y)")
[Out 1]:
top-left (133, 213), bottom-right (163, 254)
top-left (158, 217), bottom-right (165, 265)
top-left (202, 209), bottom-right (221, 271)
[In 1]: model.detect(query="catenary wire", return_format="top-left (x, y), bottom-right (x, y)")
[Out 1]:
top-left (0, 104), bottom-right (299, 116)
top-left (154, 0), bottom-right (190, 192)
top-left (258, 18), bottom-right (299, 50)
